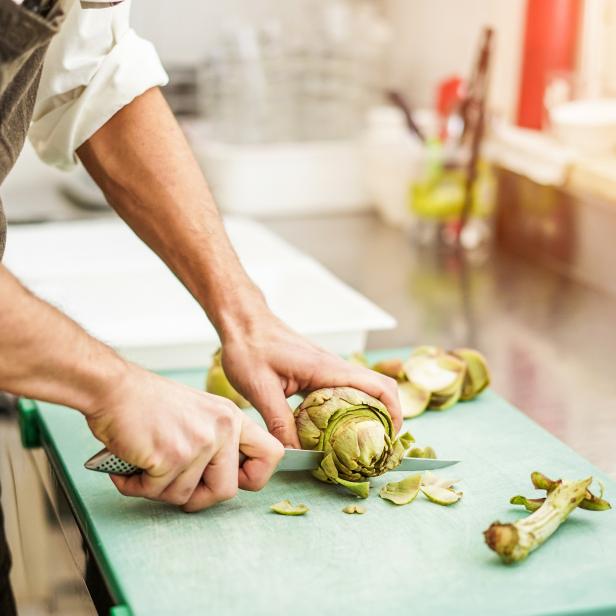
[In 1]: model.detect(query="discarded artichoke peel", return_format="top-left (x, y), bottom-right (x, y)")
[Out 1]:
top-left (408, 446), bottom-right (437, 459)
top-left (510, 472), bottom-right (613, 512)
top-left (450, 348), bottom-right (491, 401)
top-left (271, 500), bottom-right (309, 516)
top-left (420, 471), bottom-right (463, 505)
top-left (403, 347), bottom-right (467, 411)
top-left (485, 477), bottom-right (592, 563)
top-left (379, 474), bottom-right (422, 505)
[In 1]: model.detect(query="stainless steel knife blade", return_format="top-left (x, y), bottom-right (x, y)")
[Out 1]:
top-left (85, 447), bottom-right (459, 476)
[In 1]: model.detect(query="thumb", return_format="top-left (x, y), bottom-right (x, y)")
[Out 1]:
top-left (247, 375), bottom-right (301, 449)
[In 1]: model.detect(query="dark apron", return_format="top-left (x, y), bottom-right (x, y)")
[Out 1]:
top-left (0, 1), bottom-right (65, 611)
top-left (0, 0), bottom-right (65, 260)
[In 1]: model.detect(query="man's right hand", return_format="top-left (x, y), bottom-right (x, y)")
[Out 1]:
top-left (84, 364), bottom-right (284, 512)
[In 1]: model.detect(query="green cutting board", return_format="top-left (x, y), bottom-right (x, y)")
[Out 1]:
top-left (22, 349), bottom-right (616, 616)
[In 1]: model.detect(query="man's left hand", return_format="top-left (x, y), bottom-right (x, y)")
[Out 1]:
top-left (220, 314), bottom-right (402, 448)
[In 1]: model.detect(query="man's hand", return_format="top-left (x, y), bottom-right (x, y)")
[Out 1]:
top-left (78, 88), bottom-right (401, 451)
top-left (85, 365), bottom-right (284, 512)
top-left (220, 314), bottom-right (402, 449)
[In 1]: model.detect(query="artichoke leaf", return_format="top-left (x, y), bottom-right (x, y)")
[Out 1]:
top-left (336, 477), bottom-right (370, 499)
top-left (371, 358), bottom-right (405, 380)
top-left (408, 446), bottom-right (437, 459)
top-left (271, 500), bottom-right (309, 516)
top-left (450, 348), bottom-right (490, 400)
top-left (379, 473), bottom-right (422, 505)
top-left (421, 484), bottom-right (463, 505)
top-left (398, 381), bottom-right (430, 418)
top-left (421, 471), bottom-right (460, 490)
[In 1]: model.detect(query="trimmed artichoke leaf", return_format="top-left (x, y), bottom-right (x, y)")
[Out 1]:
top-left (379, 474), bottom-right (422, 505)
top-left (421, 471), bottom-right (460, 490)
top-left (408, 446), bottom-right (437, 459)
top-left (403, 347), bottom-right (465, 393)
top-left (421, 484), bottom-right (463, 506)
top-left (342, 504), bottom-right (366, 514)
top-left (450, 348), bottom-right (490, 400)
top-left (271, 500), bottom-right (309, 516)
top-left (530, 472), bottom-right (612, 511)
top-left (371, 358), bottom-right (405, 380)
top-left (510, 495), bottom-right (544, 512)
top-left (336, 477), bottom-right (370, 499)
top-left (428, 387), bottom-right (462, 411)
top-left (398, 381), bottom-right (430, 418)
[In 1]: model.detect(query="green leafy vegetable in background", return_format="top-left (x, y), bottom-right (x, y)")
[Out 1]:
top-left (205, 349), bottom-right (250, 409)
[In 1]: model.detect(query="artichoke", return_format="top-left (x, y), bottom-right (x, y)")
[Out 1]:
top-left (294, 387), bottom-right (414, 498)
top-left (403, 346), bottom-right (466, 410)
top-left (205, 349), bottom-right (250, 409)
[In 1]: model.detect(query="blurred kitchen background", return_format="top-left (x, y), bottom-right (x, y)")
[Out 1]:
top-left (3, 0), bottom-right (616, 613)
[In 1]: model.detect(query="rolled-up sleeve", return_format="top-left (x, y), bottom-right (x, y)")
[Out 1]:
top-left (29, 0), bottom-right (168, 170)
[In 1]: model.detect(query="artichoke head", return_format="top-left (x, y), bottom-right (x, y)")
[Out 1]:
top-left (294, 387), bottom-right (413, 498)
top-left (205, 349), bottom-right (251, 409)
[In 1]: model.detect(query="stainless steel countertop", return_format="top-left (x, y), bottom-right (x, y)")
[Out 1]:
top-left (267, 213), bottom-right (616, 478)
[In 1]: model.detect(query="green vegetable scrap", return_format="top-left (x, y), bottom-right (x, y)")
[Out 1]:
top-left (450, 348), bottom-right (490, 400)
top-left (342, 504), bottom-right (366, 514)
top-left (485, 472), bottom-right (611, 564)
top-left (403, 346), bottom-right (466, 411)
top-left (294, 387), bottom-right (414, 498)
top-left (379, 474), bottom-right (422, 505)
top-left (397, 381), bottom-right (431, 418)
top-left (371, 359), bottom-right (405, 380)
top-left (510, 472), bottom-right (612, 513)
top-left (270, 500), bottom-right (309, 516)
top-left (408, 446), bottom-right (437, 459)
top-left (360, 345), bottom-right (491, 418)
top-left (205, 349), bottom-right (250, 409)
top-left (420, 471), bottom-right (463, 505)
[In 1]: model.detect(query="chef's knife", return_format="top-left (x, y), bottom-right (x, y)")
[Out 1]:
top-left (85, 447), bottom-right (459, 476)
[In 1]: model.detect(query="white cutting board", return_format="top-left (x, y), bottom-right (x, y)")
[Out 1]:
top-left (4, 217), bottom-right (395, 369)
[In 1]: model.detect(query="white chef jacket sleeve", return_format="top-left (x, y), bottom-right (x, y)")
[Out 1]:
top-left (29, 0), bottom-right (169, 170)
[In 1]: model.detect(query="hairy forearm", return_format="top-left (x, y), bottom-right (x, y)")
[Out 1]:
top-left (0, 265), bottom-right (125, 413)
top-left (77, 87), bottom-right (267, 341)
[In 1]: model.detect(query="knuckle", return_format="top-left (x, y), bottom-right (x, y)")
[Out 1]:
top-left (167, 488), bottom-right (193, 507)
top-left (267, 416), bottom-right (288, 437)
top-left (167, 444), bottom-right (192, 467)
top-left (215, 411), bottom-right (235, 436)
top-left (214, 482), bottom-right (238, 503)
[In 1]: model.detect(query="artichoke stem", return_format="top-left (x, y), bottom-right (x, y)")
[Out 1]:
top-left (485, 476), bottom-right (591, 563)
